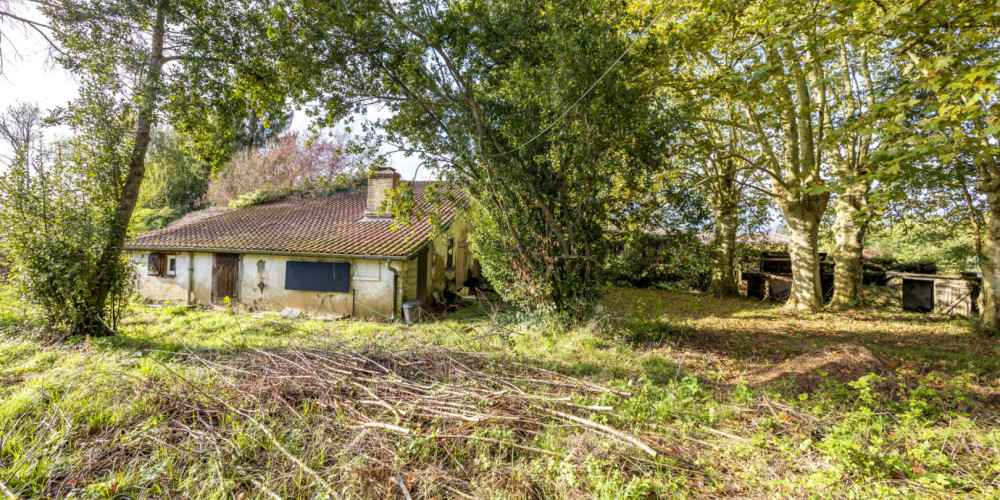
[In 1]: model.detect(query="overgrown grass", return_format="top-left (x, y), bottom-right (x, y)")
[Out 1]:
top-left (0, 288), bottom-right (997, 498)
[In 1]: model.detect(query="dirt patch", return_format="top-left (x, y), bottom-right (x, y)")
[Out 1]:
top-left (739, 343), bottom-right (899, 395)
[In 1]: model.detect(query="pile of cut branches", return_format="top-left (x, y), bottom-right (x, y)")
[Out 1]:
top-left (48, 343), bottom-right (668, 498)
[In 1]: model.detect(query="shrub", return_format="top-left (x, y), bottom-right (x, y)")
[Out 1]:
top-left (131, 207), bottom-right (181, 233)
top-left (0, 141), bottom-right (135, 334)
top-left (604, 230), bottom-right (712, 290)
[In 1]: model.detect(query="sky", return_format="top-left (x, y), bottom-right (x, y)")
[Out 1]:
top-left (0, 9), bottom-right (431, 180)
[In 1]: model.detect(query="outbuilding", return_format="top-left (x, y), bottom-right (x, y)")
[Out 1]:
top-left (125, 168), bottom-right (477, 319)
top-left (887, 272), bottom-right (980, 316)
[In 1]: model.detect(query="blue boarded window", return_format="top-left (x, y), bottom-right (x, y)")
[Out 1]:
top-left (285, 261), bottom-right (350, 292)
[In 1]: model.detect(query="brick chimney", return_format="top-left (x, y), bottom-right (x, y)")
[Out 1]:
top-left (365, 167), bottom-right (401, 218)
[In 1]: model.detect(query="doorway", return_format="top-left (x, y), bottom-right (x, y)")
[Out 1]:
top-left (902, 279), bottom-right (934, 313)
top-left (212, 253), bottom-right (240, 304)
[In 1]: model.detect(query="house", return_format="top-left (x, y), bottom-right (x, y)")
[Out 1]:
top-left (125, 168), bottom-right (477, 319)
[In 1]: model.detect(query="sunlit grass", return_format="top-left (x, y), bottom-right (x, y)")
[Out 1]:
top-left (0, 288), bottom-right (997, 498)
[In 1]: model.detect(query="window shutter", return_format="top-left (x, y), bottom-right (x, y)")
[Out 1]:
top-left (285, 261), bottom-right (350, 292)
top-left (148, 253), bottom-right (163, 276)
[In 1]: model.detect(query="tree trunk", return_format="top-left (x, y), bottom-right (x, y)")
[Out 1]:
top-left (979, 190), bottom-right (1000, 328)
top-left (830, 183), bottom-right (869, 308)
top-left (710, 206), bottom-right (739, 296)
top-left (85, 1), bottom-right (168, 335)
top-left (780, 195), bottom-right (829, 311)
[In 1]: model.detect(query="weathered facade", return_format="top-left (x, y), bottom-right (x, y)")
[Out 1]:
top-left (126, 169), bottom-right (476, 319)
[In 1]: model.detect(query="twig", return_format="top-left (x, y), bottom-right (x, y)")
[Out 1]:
top-left (547, 410), bottom-right (657, 457)
top-left (393, 476), bottom-right (413, 500)
top-left (696, 424), bottom-right (751, 443)
top-left (149, 358), bottom-right (335, 493)
top-left (249, 477), bottom-right (285, 500)
top-left (354, 422), bottom-right (417, 434)
top-left (433, 435), bottom-right (559, 456)
top-left (0, 478), bottom-right (17, 499)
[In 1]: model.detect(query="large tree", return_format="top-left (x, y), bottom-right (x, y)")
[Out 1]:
top-left (673, 1), bottom-right (833, 310)
top-left (670, 0), bottom-right (904, 310)
top-left (260, 0), bottom-right (672, 314)
top-left (875, 0), bottom-right (1000, 325)
top-left (670, 102), bottom-right (769, 296)
top-left (0, 0), bottom-right (290, 334)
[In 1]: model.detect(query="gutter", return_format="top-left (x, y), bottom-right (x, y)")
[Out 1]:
top-left (186, 251), bottom-right (194, 305)
top-left (126, 246), bottom-right (411, 261)
top-left (386, 259), bottom-right (400, 319)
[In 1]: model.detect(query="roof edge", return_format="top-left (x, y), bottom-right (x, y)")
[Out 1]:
top-left (126, 213), bottom-right (463, 261)
top-left (125, 246), bottom-right (411, 261)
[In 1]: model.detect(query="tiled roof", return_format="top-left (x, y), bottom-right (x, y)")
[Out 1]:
top-left (126, 182), bottom-right (461, 257)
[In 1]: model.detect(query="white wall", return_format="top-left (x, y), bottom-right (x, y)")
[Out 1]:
top-left (130, 251), bottom-right (400, 318)
top-left (130, 252), bottom-right (190, 302)
top-left (127, 216), bottom-right (476, 318)
top-left (239, 254), bottom-right (399, 318)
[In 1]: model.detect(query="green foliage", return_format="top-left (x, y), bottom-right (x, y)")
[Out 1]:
top-left (604, 231), bottom-right (713, 290)
top-left (263, 0), bottom-right (674, 316)
top-left (227, 189), bottom-right (268, 210)
top-left (0, 98), bottom-right (135, 333)
top-left (130, 207), bottom-right (181, 233)
top-left (868, 217), bottom-right (978, 273)
top-left (136, 128), bottom-right (212, 219)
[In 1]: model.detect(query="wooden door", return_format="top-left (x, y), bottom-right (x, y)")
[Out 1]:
top-left (212, 253), bottom-right (240, 304)
top-left (416, 247), bottom-right (428, 302)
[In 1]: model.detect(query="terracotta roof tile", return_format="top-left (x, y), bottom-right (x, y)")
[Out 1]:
top-left (127, 182), bottom-right (461, 257)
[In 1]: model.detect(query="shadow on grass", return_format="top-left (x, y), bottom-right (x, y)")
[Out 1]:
top-left (622, 314), bottom-right (1000, 381)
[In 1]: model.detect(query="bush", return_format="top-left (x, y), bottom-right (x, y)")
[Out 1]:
top-left (131, 207), bottom-right (181, 233)
top-left (0, 147), bottom-right (134, 334)
top-left (0, 101), bottom-right (135, 335)
top-left (228, 189), bottom-right (269, 210)
top-left (604, 231), bottom-right (712, 290)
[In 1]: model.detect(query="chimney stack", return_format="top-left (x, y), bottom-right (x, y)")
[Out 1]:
top-left (365, 167), bottom-right (401, 218)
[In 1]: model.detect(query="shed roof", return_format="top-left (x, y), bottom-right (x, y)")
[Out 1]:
top-left (693, 232), bottom-right (791, 245)
top-left (126, 182), bottom-right (460, 258)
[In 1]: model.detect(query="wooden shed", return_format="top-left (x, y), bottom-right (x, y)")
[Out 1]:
top-left (887, 272), bottom-right (980, 317)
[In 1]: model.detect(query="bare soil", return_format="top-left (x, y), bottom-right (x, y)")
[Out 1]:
top-left (738, 343), bottom-right (900, 396)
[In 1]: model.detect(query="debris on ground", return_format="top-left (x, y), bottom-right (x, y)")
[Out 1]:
top-left (279, 307), bottom-right (302, 319)
top-left (48, 344), bottom-right (660, 498)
